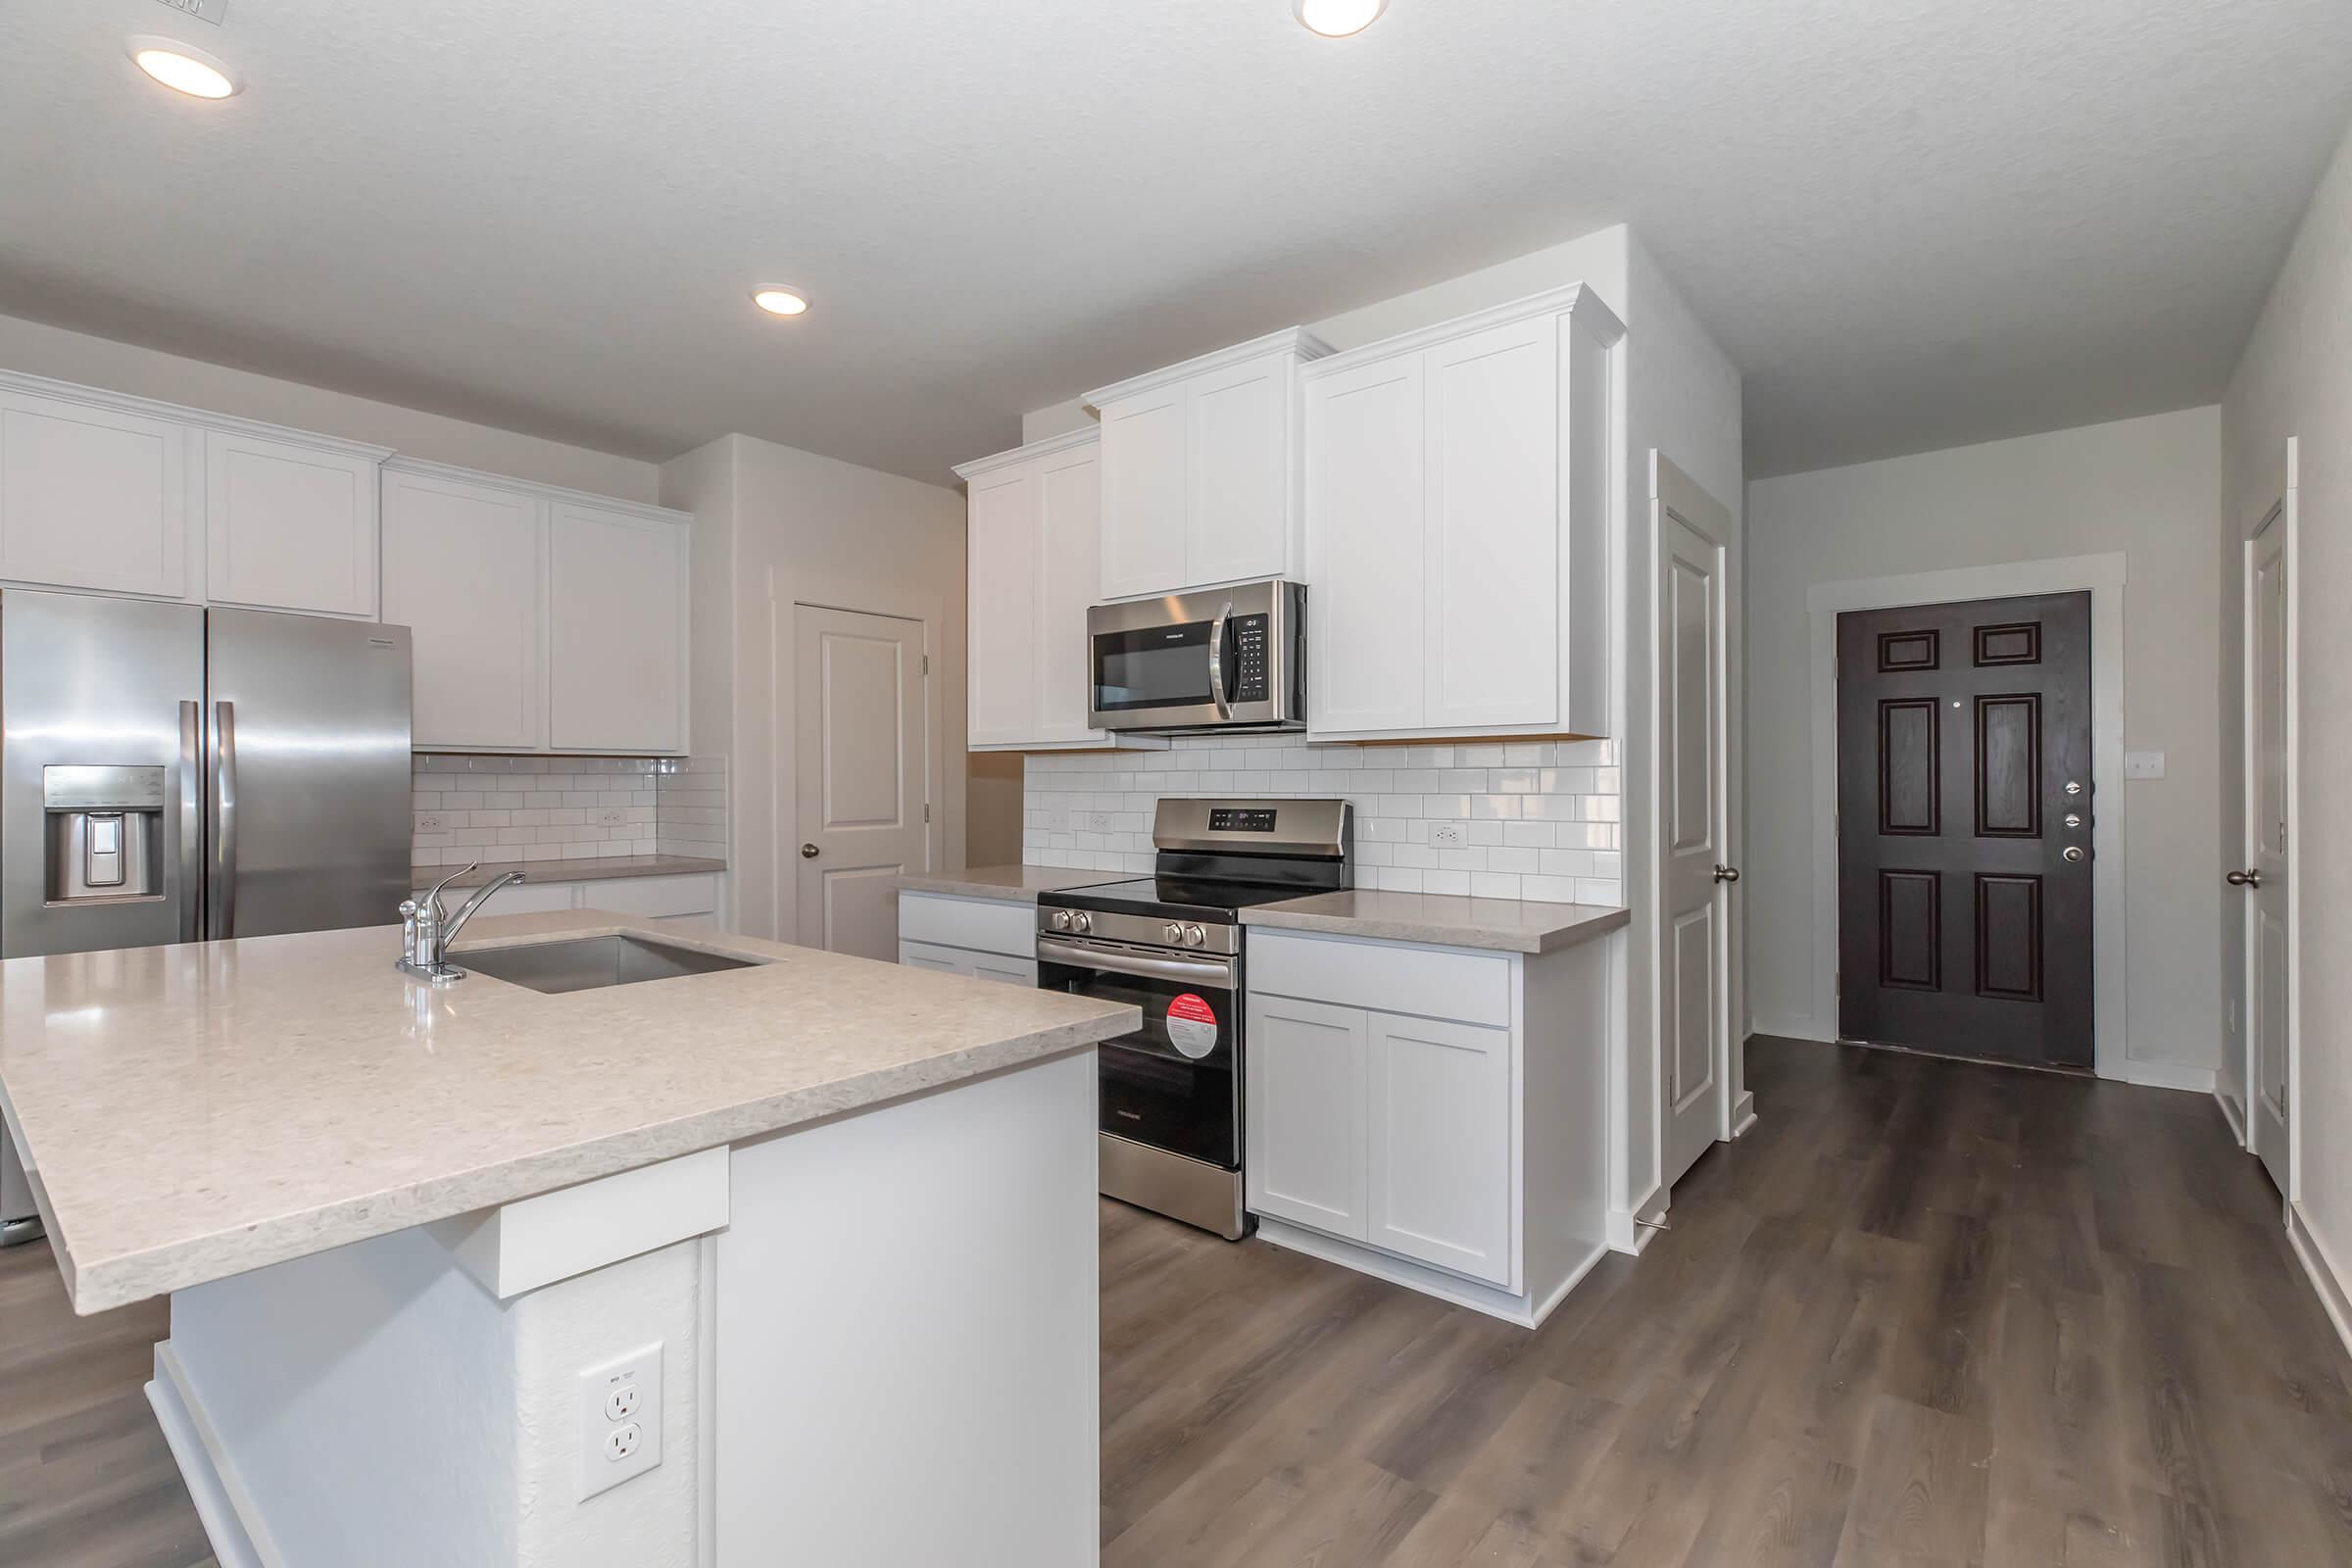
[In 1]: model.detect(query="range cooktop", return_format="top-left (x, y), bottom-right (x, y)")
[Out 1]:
top-left (1040, 875), bottom-right (1325, 925)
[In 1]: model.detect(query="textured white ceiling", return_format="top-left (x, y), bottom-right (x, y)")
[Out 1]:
top-left (4, 1), bottom-right (2348, 481)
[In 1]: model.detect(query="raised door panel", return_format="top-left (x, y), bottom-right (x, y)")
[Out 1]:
top-left (547, 504), bottom-right (688, 753)
top-left (1245, 994), bottom-right (1368, 1240)
top-left (1367, 1012), bottom-right (1513, 1286)
top-left (204, 429), bottom-right (379, 616)
top-left (965, 466), bottom-right (1040, 746)
top-left (1424, 318), bottom-right (1560, 731)
top-left (0, 391), bottom-right (188, 598)
top-left (1098, 388), bottom-right (1190, 600)
top-left (1304, 355), bottom-right (1426, 735)
top-left (381, 470), bottom-right (544, 750)
top-left (1034, 448), bottom-right (1103, 743)
top-left (1186, 353), bottom-right (1291, 587)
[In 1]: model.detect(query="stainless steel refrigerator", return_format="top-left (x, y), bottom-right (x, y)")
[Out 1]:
top-left (0, 589), bottom-right (413, 1243)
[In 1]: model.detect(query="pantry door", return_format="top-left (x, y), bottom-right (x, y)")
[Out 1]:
top-left (792, 603), bottom-right (930, 959)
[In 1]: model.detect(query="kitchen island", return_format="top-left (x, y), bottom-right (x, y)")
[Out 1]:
top-left (0, 909), bottom-right (1135, 1568)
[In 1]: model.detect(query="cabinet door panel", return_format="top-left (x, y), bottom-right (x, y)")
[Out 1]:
top-left (1099, 389), bottom-right (1190, 600)
top-left (1367, 1013), bottom-right (1513, 1286)
top-left (965, 467), bottom-right (1040, 746)
top-left (1245, 994), bottom-right (1368, 1239)
top-left (1425, 318), bottom-right (1560, 730)
top-left (1305, 356), bottom-right (1425, 734)
top-left (548, 503), bottom-right (687, 753)
top-left (0, 392), bottom-right (187, 598)
top-left (1034, 447), bottom-right (1102, 743)
top-left (382, 470), bottom-right (544, 750)
top-left (205, 430), bottom-right (378, 616)
top-left (1187, 353), bottom-right (1289, 587)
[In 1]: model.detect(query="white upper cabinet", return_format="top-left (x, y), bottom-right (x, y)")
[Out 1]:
top-left (548, 501), bottom-right (688, 754)
top-left (382, 465), bottom-right (546, 751)
top-left (1303, 285), bottom-right (1621, 743)
top-left (1087, 328), bottom-right (1328, 600)
top-left (204, 427), bottom-right (386, 617)
top-left (956, 430), bottom-right (1136, 752)
top-left (0, 383), bottom-right (191, 599)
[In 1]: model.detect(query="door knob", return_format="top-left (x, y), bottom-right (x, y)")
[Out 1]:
top-left (2227, 868), bottom-right (2262, 888)
top-left (1713, 864), bottom-right (1740, 884)
top-left (2062, 846), bottom-right (2086, 863)
top-left (801, 843), bottom-right (819, 859)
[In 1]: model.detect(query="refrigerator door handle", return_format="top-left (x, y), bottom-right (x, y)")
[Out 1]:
top-left (178, 701), bottom-right (203, 944)
top-left (208, 700), bottom-right (237, 941)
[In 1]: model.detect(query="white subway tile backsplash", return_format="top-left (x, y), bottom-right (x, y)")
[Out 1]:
top-left (1021, 735), bottom-right (1622, 907)
top-left (409, 754), bottom-right (728, 867)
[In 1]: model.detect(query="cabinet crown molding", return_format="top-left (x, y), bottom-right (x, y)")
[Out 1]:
top-left (1302, 284), bottom-right (1626, 381)
top-left (1083, 326), bottom-right (1335, 412)
top-left (0, 368), bottom-right (395, 463)
top-left (952, 424), bottom-right (1100, 483)
top-left (382, 455), bottom-right (691, 525)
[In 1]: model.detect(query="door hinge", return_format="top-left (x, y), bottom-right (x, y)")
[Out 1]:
top-left (924, 804), bottom-right (932, 823)
top-left (921, 654), bottom-right (931, 676)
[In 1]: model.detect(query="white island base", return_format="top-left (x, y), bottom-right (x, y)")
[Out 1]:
top-left (143, 1049), bottom-right (1100, 1568)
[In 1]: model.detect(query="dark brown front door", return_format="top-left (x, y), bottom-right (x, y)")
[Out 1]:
top-left (1837, 592), bottom-right (2093, 1068)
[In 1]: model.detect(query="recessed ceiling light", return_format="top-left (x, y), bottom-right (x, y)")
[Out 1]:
top-left (752, 288), bottom-right (809, 318)
top-left (127, 35), bottom-right (243, 99)
top-left (1294, 0), bottom-right (1388, 38)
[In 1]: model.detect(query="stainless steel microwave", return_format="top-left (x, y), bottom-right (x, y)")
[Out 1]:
top-left (1087, 580), bottom-right (1306, 734)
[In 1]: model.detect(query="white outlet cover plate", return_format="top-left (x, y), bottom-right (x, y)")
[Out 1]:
top-left (578, 1341), bottom-right (662, 1499)
top-left (1431, 824), bottom-right (1466, 847)
top-left (2124, 750), bottom-right (2166, 780)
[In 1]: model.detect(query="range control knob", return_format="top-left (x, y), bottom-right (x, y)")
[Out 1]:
top-left (1183, 924), bottom-right (1207, 948)
top-left (1072, 911), bottom-right (1094, 936)
top-left (1164, 922), bottom-right (1186, 944)
top-left (1049, 909), bottom-right (1072, 932)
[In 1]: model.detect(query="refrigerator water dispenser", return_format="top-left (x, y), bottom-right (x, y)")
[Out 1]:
top-left (42, 765), bottom-right (166, 904)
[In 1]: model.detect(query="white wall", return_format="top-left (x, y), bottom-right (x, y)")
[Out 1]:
top-left (2223, 117), bottom-right (2352, 1273)
top-left (1743, 407), bottom-right (2225, 1079)
top-left (661, 434), bottom-right (971, 944)
top-left (0, 311), bottom-right (659, 502)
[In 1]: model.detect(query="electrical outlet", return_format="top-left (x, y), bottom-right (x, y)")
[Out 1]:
top-left (1086, 811), bottom-right (1116, 833)
top-left (1042, 807), bottom-right (1067, 831)
top-left (1431, 823), bottom-right (1466, 848)
top-left (595, 808), bottom-right (627, 826)
top-left (578, 1342), bottom-right (662, 1499)
top-left (416, 813), bottom-right (446, 833)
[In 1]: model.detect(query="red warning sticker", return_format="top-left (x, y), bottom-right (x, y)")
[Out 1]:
top-left (1166, 992), bottom-right (1219, 1059)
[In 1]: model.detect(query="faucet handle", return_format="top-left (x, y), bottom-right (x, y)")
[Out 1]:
top-left (423, 861), bottom-right (479, 920)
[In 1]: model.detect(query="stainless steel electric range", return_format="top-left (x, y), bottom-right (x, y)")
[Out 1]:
top-left (1035, 798), bottom-right (1351, 1240)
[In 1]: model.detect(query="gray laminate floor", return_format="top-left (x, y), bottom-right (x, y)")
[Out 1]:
top-left (9, 1036), bottom-right (2348, 1566)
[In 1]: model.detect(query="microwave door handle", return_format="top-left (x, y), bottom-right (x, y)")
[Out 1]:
top-left (1206, 602), bottom-right (1234, 719)
top-left (177, 701), bottom-right (202, 944)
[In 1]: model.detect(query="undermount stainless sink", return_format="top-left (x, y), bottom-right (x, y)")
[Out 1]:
top-left (457, 934), bottom-right (763, 994)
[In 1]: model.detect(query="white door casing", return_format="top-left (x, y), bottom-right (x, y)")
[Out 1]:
top-left (1655, 456), bottom-right (1736, 1193)
top-left (792, 604), bottom-right (929, 960)
top-left (2242, 439), bottom-right (2298, 1202)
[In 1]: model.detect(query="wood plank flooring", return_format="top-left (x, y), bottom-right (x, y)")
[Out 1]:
top-left (7, 1036), bottom-right (2348, 1566)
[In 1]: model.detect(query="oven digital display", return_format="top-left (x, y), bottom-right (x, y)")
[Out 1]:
top-left (1208, 808), bottom-right (1277, 833)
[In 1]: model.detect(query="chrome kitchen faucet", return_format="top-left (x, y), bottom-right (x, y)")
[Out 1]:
top-left (397, 861), bottom-right (527, 985)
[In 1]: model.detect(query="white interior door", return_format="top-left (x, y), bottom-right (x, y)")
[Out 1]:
top-left (2245, 499), bottom-right (2292, 1197)
top-left (1658, 458), bottom-right (1735, 1192)
top-left (794, 605), bottom-right (928, 959)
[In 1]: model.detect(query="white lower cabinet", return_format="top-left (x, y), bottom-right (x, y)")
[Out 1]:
top-left (1244, 927), bottom-right (1612, 1327)
top-left (896, 891), bottom-right (1039, 985)
top-left (899, 939), bottom-right (1038, 987)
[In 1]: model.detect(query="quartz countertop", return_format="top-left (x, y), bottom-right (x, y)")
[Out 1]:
top-left (412, 855), bottom-right (727, 889)
top-left (0, 910), bottom-right (1135, 1314)
top-left (890, 865), bottom-right (1119, 903)
top-left (1242, 891), bottom-right (1631, 955)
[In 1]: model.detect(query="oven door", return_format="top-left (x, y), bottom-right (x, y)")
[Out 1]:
top-left (1036, 936), bottom-right (1240, 1168)
top-left (1087, 581), bottom-right (1300, 732)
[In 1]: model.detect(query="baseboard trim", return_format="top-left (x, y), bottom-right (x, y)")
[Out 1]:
top-left (1253, 1216), bottom-right (1605, 1330)
top-left (1750, 1015), bottom-right (1834, 1045)
top-left (1730, 1090), bottom-right (1757, 1138)
top-left (1606, 1182), bottom-right (1669, 1254)
top-left (2215, 1087), bottom-right (2248, 1148)
top-left (2118, 1059), bottom-right (2218, 1095)
top-left (2288, 1202), bottom-right (2352, 1365)
top-left (146, 1342), bottom-right (270, 1568)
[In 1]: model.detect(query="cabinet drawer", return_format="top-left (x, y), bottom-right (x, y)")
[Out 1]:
top-left (897, 892), bottom-right (1035, 959)
top-left (579, 873), bottom-right (716, 919)
top-left (900, 940), bottom-right (971, 976)
top-left (1247, 931), bottom-right (1510, 1028)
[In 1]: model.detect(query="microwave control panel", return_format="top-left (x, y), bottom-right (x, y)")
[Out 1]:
top-left (1231, 614), bottom-right (1270, 702)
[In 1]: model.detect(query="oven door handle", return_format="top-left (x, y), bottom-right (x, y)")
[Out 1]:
top-left (1037, 937), bottom-right (1234, 987)
top-left (1205, 601), bottom-right (1233, 720)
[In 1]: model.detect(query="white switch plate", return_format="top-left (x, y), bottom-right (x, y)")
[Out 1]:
top-left (578, 1341), bottom-right (662, 1499)
top-left (2124, 751), bottom-right (2166, 780)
